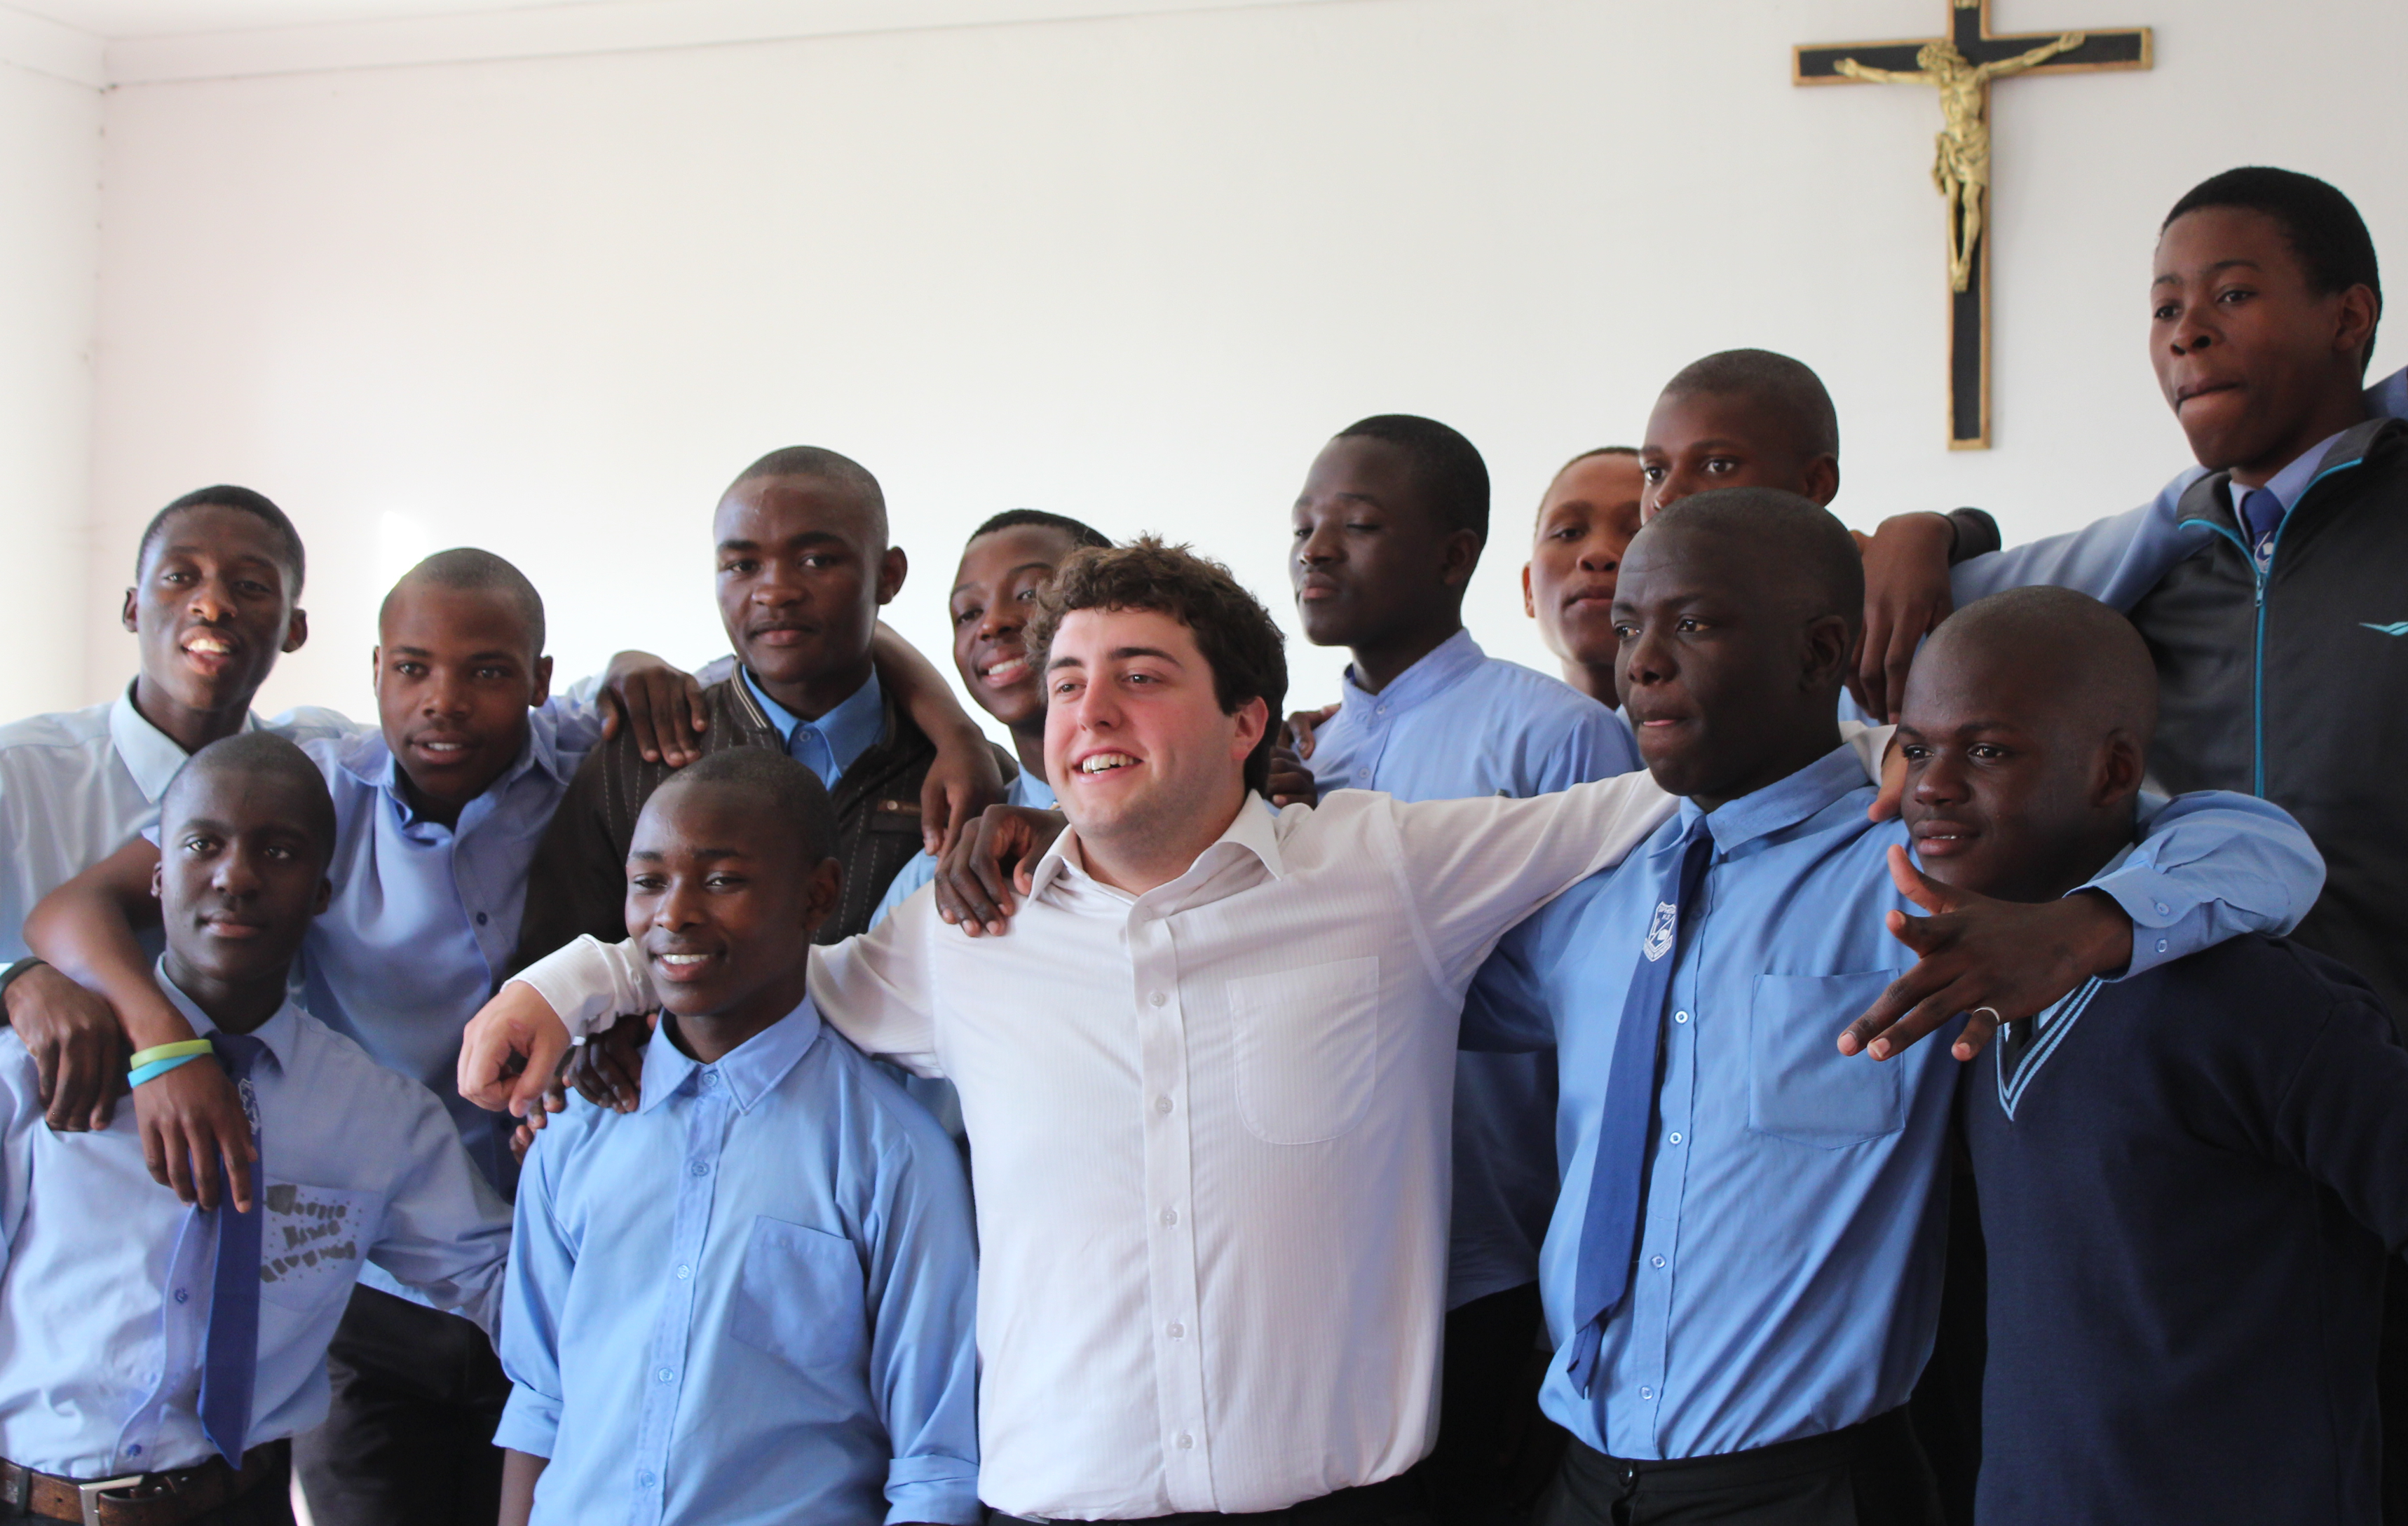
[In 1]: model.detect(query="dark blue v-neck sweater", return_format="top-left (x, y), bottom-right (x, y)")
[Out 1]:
top-left (1964, 934), bottom-right (2408, 1526)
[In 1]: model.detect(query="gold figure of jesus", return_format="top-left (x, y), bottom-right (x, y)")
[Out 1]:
top-left (1835, 32), bottom-right (2084, 292)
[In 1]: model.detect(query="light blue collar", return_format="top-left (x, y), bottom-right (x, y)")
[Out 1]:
top-left (740, 667), bottom-right (885, 779)
top-left (155, 956), bottom-right (302, 1073)
top-left (638, 994), bottom-right (824, 1115)
top-left (1339, 628), bottom-right (1482, 718)
top-left (340, 711), bottom-right (566, 829)
top-left (2229, 423), bottom-right (2358, 518)
top-left (1676, 741), bottom-right (1871, 853)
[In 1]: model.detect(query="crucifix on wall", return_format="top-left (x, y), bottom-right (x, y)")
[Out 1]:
top-left (1795, 1), bottom-right (2151, 449)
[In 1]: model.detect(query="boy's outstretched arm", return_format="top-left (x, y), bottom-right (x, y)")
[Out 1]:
top-left (871, 622), bottom-right (1006, 857)
top-left (20, 838), bottom-right (257, 1211)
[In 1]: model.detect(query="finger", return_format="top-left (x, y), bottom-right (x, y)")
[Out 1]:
top-left (683, 675), bottom-right (710, 738)
top-left (1867, 744), bottom-right (1907, 824)
top-left (507, 1028), bottom-right (571, 1119)
top-left (939, 848), bottom-right (1002, 934)
top-left (1950, 1007), bottom-right (2005, 1062)
top-left (142, 1117), bottom-right (173, 1192)
top-left (968, 831), bottom-right (1021, 931)
top-left (1853, 618), bottom-right (1888, 718)
top-left (1864, 975), bottom-right (1989, 1061)
top-left (1839, 948), bottom-right (1961, 1056)
top-left (1886, 844), bottom-right (1957, 916)
top-left (88, 1081), bottom-right (117, 1131)
top-left (1881, 611), bottom-right (1921, 724)
top-left (1014, 859), bottom-right (1038, 899)
top-left (224, 1133), bottom-right (257, 1215)
top-left (186, 1130), bottom-right (220, 1211)
top-left (29, 1035), bottom-right (58, 1111)
top-left (623, 683), bottom-right (662, 763)
top-left (920, 772), bottom-right (953, 858)
top-left (569, 1054), bottom-right (615, 1108)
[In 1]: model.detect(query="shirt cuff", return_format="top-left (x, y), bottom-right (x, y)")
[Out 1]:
top-left (2078, 860), bottom-right (2273, 979)
top-left (1943, 507), bottom-right (2001, 564)
top-left (511, 935), bottom-right (647, 1041)
top-left (885, 1456), bottom-right (983, 1525)
top-left (492, 1385), bottom-right (561, 1459)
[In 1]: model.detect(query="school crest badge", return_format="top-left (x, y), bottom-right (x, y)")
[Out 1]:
top-left (1642, 901), bottom-right (1679, 962)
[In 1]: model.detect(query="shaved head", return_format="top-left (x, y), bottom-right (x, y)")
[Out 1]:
top-left (645, 747), bottom-right (837, 872)
top-left (1642, 485), bottom-right (1863, 630)
top-left (1919, 587), bottom-right (2157, 749)
top-left (381, 547), bottom-right (545, 658)
top-left (163, 731), bottom-right (337, 867)
top-left (1660, 349), bottom-right (1839, 460)
top-left (728, 446), bottom-right (888, 548)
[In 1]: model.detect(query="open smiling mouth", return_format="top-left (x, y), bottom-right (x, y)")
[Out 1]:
top-left (1077, 752), bottom-right (1138, 775)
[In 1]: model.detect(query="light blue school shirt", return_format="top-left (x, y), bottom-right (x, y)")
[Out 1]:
top-left (1950, 365), bottom-right (2408, 611)
top-left (1463, 746), bottom-right (2323, 1460)
top-left (740, 668), bottom-right (886, 789)
top-left (0, 969), bottom-right (509, 1478)
top-left (869, 766), bottom-right (1057, 931)
top-left (496, 997), bottom-right (982, 1526)
top-left (1307, 629), bottom-right (1641, 1309)
top-left (294, 708), bottom-right (591, 1201)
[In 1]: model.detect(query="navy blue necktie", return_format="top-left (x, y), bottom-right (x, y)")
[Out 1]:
top-left (1563, 817), bottom-right (1714, 1394)
top-left (200, 1032), bottom-right (266, 1466)
top-left (2238, 486), bottom-right (2284, 557)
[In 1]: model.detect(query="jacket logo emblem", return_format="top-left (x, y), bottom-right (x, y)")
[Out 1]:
top-left (2363, 622), bottom-right (2408, 636)
top-left (1642, 902), bottom-right (1679, 962)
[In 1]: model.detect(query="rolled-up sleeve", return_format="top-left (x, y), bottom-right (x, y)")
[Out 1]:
top-left (2089, 791), bottom-right (2325, 977)
top-left (492, 1129), bottom-right (574, 1459)
top-left (860, 1113), bottom-right (981, 1524)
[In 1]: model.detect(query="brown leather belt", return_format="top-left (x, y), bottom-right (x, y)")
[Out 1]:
top-left (0, 1443), bottom-right (280, 1526)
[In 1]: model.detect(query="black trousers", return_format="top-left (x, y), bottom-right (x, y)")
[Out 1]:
top-left (290, 1286), bottom-right (509, 1526)
top-left (1406, 1281), bottom-right (1566, 1526)
top-left (988, 1474), bottom-right (1434, 1526)
top-left (2383, 1261), bottom-right (2408, 1525)
top-left (1534, 1411), bottom-right (1943, 1526)
top-left (1, 1443), bottom-right (293, 1526)
top-left (1905, 1152), bottom-right (1984, 1526)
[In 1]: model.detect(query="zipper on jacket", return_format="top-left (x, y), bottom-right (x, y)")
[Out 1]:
top-left (2175, 453), bottom-right (2369, 796)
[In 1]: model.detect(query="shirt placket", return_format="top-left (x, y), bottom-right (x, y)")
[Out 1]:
top-left (449, 788), bottom-right (510, 977)
top-left (1130, 905), bottom-right (1211, 1511)
top-left (1621, 867), bottom-right (1708, 1459)
top-left (118, 1205), bottom-right (219, 1470)
top-left (631, 1081), bottom-right (727, 1523)
top-left (1347, 695), bottom-right (1394, 790)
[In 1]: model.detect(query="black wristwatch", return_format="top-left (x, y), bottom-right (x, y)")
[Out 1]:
top-left (0, 957), bottom-right (47, 1004)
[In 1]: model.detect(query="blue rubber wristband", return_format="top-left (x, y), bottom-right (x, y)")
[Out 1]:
top-left (128, 1051), bottom-right (208, 1089)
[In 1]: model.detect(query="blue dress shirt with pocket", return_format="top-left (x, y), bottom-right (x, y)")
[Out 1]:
top-left (1462, 746), bottom-right (2325, 1462)
top-left (496, 997), bottom-right (981, 1526)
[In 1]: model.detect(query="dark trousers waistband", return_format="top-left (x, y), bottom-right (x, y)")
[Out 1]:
top-left (990, 1471), bottom-right (1431, 1526)
top-left (1572, 1407), bottom-right (1915, 1492)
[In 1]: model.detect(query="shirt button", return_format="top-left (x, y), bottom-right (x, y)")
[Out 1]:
top-left (173, 1288), bottom-right (189, 1304)
top-left (656, 1368), bottom-right (675, 1384)
top-left (675, 1265), bottom-right (691, 1280)
top-left (475, 912), bottom-right (489, 926)
top-left (1160, 1208), bottom-right (1179, 1226)
top-left (1673, 1010), bottom-right (1689, 1025)
top-left (688, 1161), bottom-right (709, 1177)
top-left (2154, 901), bottom-right (2171, 916)
top-left (1148, 991), bottom-right (1166, 1008)
top-left (127, 1444), bottom-right (142, 1457)
top-left (1667, 1131), bottom-right (1682, 1145)
top-left (1651, 1255), bottom-right (1666, 1269)
top-left (637, 1470), bottom-right (656, 1489)
top-left (700, 1070), bottom-right (718, 1088)
top-left (1176, 1432), bottom-right (1195, 1450)
top-left (1154, 1096), bottom-right (1173, 1115)
top-left (2156, 939), bottom-right (2169, 954)
top-left (1166, 1321), bottom-right (1185, 1339)
top-left (1640, 1386), bottom-right (1654, 1401)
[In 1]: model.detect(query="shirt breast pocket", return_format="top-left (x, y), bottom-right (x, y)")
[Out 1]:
top-left (257, 1180), bottom-right (379, 1311)
top-left (1746, 972), bottom-right (1906, 1150)
top-left (726, 1215), bottom-right (867, 1374)
top-left (1227, 956), bottom-right (1380, 1145)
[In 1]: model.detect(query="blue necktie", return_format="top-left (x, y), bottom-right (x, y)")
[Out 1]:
top-left (2238, 486), bottom-right (2285, 557)
top-left (199, 1032), bottom-right (266, 1466)
top-left (1563, 817), bottom-right (1714, 1395)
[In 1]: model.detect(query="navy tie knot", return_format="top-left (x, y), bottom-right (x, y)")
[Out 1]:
top-left (2238, 486), bottom-right (2284, 554)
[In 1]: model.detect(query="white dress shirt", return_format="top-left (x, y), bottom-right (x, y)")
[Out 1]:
top-left (0, 683), bottom-right (349, 961)
top-left (0, 969), bottom-right (510, 1479)
top-left (517, 747), bottom-right (1889, 1520)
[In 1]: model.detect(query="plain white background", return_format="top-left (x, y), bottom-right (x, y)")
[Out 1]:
top-left (5, 0), bottom-right (2404, 735)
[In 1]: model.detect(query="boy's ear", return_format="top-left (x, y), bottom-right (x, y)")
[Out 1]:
top-left (1521, 561), bottom-right (1537, 620)
top-left (313, 876), bottom-right (333, 916)
top-left (122, 587), bottom-right (140, 634)
top-left (801, 856), bottom-right (843, 934)
top-left (368, 645), bottom-right (383, 698)
top-left (1802, 455), bottom-right (1842, 508)
top-left (1800, 612), bottom-right (1856, 691)
top-left (1440, 529), bottom-right (1484, 590)
top-left (281, 607), bottom-right (310, 655)
top-left (530, 655), bottom-right (554, 711)
top-left (2093, 729), bottom-right (2148, 808)
top-left (2334, 284), bottom-right (2381, 368)
top-left (876, 547), bottom-right (909, 606)
top-left (1230, 695), bottom-right (1270, 763)
top-left (149, 859), bottom-right (164, 903)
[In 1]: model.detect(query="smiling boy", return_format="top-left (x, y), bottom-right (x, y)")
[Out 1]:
top-left (497, 749), bottom-right (979, 1526)
top-left (1896, 587), bottom-right (2408, 1526)
top-left (0, 733), bottom-right (509, 1526)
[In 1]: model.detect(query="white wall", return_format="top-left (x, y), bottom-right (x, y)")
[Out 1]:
top-left (79, 0), bottom-right (2408, 733)
top-left (0, 13), bottom-right (99, 718)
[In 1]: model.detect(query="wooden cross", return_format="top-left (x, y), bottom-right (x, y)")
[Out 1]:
top-left (1796, 1), bottom-right (2150, 449)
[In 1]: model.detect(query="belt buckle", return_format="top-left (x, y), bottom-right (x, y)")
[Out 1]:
top-left (76, 1475), bottom-right (146, 1526)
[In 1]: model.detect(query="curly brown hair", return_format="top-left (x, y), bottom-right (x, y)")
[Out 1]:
top-left (1026, 537), bottom-right (1288, 796)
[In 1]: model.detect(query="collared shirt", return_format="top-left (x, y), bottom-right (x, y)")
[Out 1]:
top-left (520, 773), bottom-right (1760, 1519)
top-left (1463, 749), bottom-right (2324, 1462)
top-left (1306, 629), bottom-right (1640, 1309)
top-left (2225, 425), bottom-right (2354, 561)
top-left (740, 668), bottom-right (886, 789)
top-left (295, 709), bottom-right (590, 1199)
top-left (496, 999), bottom-right (981, 1526)
top-left (869, 766), bottom-right (1056, 932)
top-left (0, 683), bottom-right (350, 961)
top-left (1950, 366), bottom-right (2408, 612)
top-left (0, 968), bottom-right (510, 1478)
